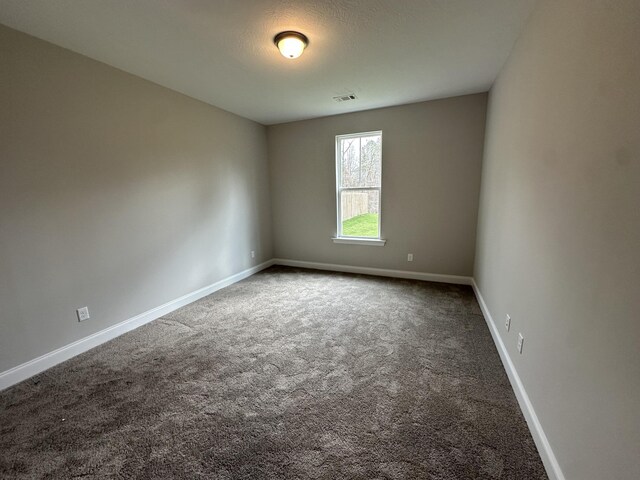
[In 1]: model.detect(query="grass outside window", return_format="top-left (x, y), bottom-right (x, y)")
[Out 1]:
top-left (341, 213), bottom-right (379, 238)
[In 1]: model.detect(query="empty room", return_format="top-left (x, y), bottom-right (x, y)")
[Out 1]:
top-left (0, 1), bottom-right (638, 479)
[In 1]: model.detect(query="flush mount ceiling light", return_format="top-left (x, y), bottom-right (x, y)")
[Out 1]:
top-left (274, 31), bottom-right (309, 59)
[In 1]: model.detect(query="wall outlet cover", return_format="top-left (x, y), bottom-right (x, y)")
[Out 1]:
top-left (77, 307), bottom-right (90, 322)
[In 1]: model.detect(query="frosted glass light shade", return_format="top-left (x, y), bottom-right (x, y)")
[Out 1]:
top-left (274, 31), bottom-right (308, 59)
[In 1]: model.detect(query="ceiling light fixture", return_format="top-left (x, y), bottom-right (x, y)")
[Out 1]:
top-left (274, 31), bottom-right (309, 59)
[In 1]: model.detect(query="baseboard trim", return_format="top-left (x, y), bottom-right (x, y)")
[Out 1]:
top-left (273, 258), bottom-right (473, 285)
top-left (471, 280), bottom-right (565, 480)
top-left (0, 259), bottom-right (563, 480)
top-left (0, 260), bottom-right (275, 391)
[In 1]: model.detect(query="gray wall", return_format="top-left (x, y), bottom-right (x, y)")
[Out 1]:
top-left (268, 95), bottom-right (487, 276)
top-left (474, 1), bottom-right (640, 479)
top-left (0, 25), bottom-right (272, 373)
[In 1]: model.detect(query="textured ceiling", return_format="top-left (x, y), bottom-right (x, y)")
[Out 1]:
top-left (0, 0), bottom-right (537, 125)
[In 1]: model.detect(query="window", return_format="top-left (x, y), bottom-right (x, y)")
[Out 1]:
top-left (334, 131), bottom-right (385, 246)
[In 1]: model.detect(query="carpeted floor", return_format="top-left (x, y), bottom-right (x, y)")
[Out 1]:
top-left (0, 266), bottom-right (547, 479)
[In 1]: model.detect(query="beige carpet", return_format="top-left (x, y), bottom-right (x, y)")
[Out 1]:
top-left (0, 266), bottom-right (547, 479)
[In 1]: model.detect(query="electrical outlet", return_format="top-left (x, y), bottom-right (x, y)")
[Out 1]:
top-left (76, 307), bottom-right (90, 322)
top-left (517, 333), bottom-right (524, 354)
top-left (251, 250), bottom-right (255, 259)
top-left (407, 253), bottom-right (413, 262)
top-left (505, 314), bottom-right (511, 331)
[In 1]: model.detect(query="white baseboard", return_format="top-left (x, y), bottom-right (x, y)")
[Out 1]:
top-left (0, 260), bottom-right (274, 391)
top-left (471, 280), bottom-right (565, 480)
top-left (273, 258), bottom-right (473, 285)
top-left (0, 258), bottom-right (563, 480)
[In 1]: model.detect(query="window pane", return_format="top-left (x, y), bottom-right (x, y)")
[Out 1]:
top-left (340, 189), bottom-right (380, 237)
top-left (339, 134), bottom-right (381, 188)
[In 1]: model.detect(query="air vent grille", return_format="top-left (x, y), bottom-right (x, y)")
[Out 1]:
top-left (333, 94), bottom-right (357, 102)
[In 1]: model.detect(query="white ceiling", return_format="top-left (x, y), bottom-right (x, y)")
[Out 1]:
top-left (0, 0), bottom-right (537, 125)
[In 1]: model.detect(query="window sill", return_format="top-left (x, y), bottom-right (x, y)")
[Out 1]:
top-left (332, 237), bottom-right (386, 246)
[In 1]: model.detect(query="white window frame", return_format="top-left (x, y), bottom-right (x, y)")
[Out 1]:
top-left (332, 131), bottom-right (386, 246)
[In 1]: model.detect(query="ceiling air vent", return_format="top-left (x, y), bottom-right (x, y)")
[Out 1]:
top-left (333, 94), bottom-right (357, 103)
